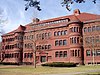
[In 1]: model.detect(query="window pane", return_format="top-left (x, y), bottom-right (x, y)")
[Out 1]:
top-left (64, 30), bottom-right (67, 35)
top-left (86, 50), bottom-right (91, 56)
top-left (55, 51), bottom-right (59, 57)
top-left (54, 32), bottom-right (57, 36)
top-left (59, 51), bottom-right (63, 57)
top-left (55, 40), bottom-right (59, 46)
top-left (92, 26), bottom-right (95, 31)
top-left (63, 51), bottom-right (67, 57)
top-left (59, 40), bottom-right (62, 46)
top-left (63, 40), bottom-right (67, 45)
top-left (84, 27), bottom-right (87, 32)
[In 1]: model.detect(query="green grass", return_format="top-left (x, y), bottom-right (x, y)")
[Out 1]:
top-left (0, 65), bottom-right (100, 75)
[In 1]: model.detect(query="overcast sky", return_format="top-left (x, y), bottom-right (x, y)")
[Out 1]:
top-left (0, 0), bottom-right (100, 34)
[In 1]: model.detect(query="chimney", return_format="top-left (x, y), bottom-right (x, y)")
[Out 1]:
top-left (74, 9), bottom-right (81, 16)
top-left (32, 18), bottom-right (40, 23)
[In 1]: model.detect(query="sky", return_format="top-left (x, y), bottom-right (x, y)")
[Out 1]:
top-left (0, 0), bottom-right (100, 34)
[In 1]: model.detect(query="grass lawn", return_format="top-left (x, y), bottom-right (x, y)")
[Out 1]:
top-left (0, 65), bottom-right (100, 75)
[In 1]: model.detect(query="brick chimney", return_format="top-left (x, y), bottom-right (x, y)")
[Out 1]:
top-left (32, 18), bottom-right (40, 23)
top-left (74, 9), bottom-right (81, 16)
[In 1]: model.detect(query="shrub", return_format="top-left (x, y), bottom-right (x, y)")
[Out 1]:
top-left (0, 62), bottom-right (21, 65)
top-left (41, 62), bottom-right (77, 67)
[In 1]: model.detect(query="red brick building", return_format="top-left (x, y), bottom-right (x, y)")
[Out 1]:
top-left (0, 9), bottom-right (100, 65)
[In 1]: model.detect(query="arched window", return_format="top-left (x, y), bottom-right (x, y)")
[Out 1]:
top-left (59, 51), bottom-right (63, 57)
top-left (96, 26), bottom-right (100, 31)
top-left (70, 38), bottom-right (72, 44)
top-left (55, 51), bottom-right (59, 57)
top-left (63, 51), bottom-right (67, 57)
top-left (54, 32), bottom-right (57, 36)
top-left (92, 26), bottom-right (95, 31)
top-left (59, 40), bottom-right (62, 46)
top-left (55, 40), bottom-right (59, 46)
top-left (63, 40), bottom-right (67, 45)
top-left (84, 27), bottom-right (87, 32)
top-left (42, 33), bottom-right (45, 39)
top-left (64, 30), bottom-right (67, 35)
top-left (75, 50), bottom-right (77, 56)
top-left (77, 37), bottom-right (79, 43)
top-left (74, 37), bottom-right (77, 44)
top-left (88, 27), bottom-right (91, 32)
top-left (77, 27), bottom-right (78, 32)
top-left (48, 45), bottom-right (51, 49)
top-left (57, 31), bottom-right (61, 36)
top-left (78, 50), bottom-right (80, 57)
top-left (86, 50), bottom-right (91, 56)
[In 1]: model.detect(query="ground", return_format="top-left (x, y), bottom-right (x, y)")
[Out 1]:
top-left (0, 65), bottom-right (100, 75)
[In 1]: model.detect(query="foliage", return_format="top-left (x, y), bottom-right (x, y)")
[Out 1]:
top-left (24, 0), bottom-right (97, 11)
top-left (24, 0), bottom-right (41, 11)
top-left (41, 62), bottom-right (77, 67)
top-left (0, 7), bottom-right (7, 36)
top-left (61, 0), bottom-right (97, 11)
top-left (0, 62), bottom-right (21, 65)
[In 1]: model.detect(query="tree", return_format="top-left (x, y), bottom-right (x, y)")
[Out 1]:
top-left (0, 7), bottom-right (7, 62)
top-left (83, 24), bottom-right (100, 65)
top-left (24, 0), bottom-right (97, 11)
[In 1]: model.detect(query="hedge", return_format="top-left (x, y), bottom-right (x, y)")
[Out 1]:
top-left (0, 62), bottom-right (21, 65)
top-left (41, 62), bottom-right (77, 67)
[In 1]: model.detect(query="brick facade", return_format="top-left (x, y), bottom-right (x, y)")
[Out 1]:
top-left (0, 9), bottom-right (100, 65)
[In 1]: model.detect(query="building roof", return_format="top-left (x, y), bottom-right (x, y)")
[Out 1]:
top-left (2, 9), bottom-right (100, 37)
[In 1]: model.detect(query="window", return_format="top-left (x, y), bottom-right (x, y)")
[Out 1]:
top-left (59, 51), bottom-right (63, 57)
top-left (74, 27), bottom-right (77, 32)
top-left (45, 33), bottom-right (48, 39)
top-left (75, 50), bottom-right (77, 56)
top-left (48, 32), bottom-right (51, 37)
top-left (92, 26), bottom-right (95, 31)
top-left (54, 30), bottom-right (67, 36)
top-left (72, 27), bottom-right (74, 32)
top-left (96, 50), bottom-right (100, 56)
top-left (86, 50), bottom-right (91, 56)
top-left (70, 50), bottom-right (74, 56)
top-left (77, 37), bottom-right (79, 43)
top-left (77, 27), bottom-right (79, 32)
top-left (85, 37), bottom-right (90, 44)
top-left (54, 32), bottom-right (57, 36)
top-left (71, 38), bottom-right (74, 44)
top-left (55, 51), bottom-right (59, 57)
top-left (96, 26), bottom-right (100, 31)
top-left (39, 45), bottom-right (41, 50)
top-left (84, 27), bottom-right (87, 32)
top-left (61, 31), bottom-right (64, 35)
top-left (74, 37), bottom-right (77, 44)
top-left (59, 40), bottom-right (62, 46)
top-left (45, 45), bottom-right (48, 49)
top-left (92, 50), bottom-right (96, 56)
top-left (55, 40), bottom-right (67, 46)
top-left (55, 40), bottom-right (59, 46)
top-left (64, 30), bottom-right (67, 35)
top-left (63, 51), bottom-right (67, 57)
top-left (78, 50), bottom-right (80, 57)
top-left (24, 53), bottom-right (27, 58)
top-left (30, 53), bottom-right (33, 58)
top-left (63, 40), bottom-right (67, 45)
top-left (88, 27), bottom-right (91, 32)
top-left (95, 36), bottom-right (99, 43)
top-left (57, 31), bottom-right (61, 36)
top-left (42, 33), bottom-right (45, 39)
top-left (48, 45), bottom-right (51, 49)
top-left (42, 45), bottom-right (45, 50)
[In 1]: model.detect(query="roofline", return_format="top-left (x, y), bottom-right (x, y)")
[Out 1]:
top-left (84, 19), bottom-right (100, 24)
